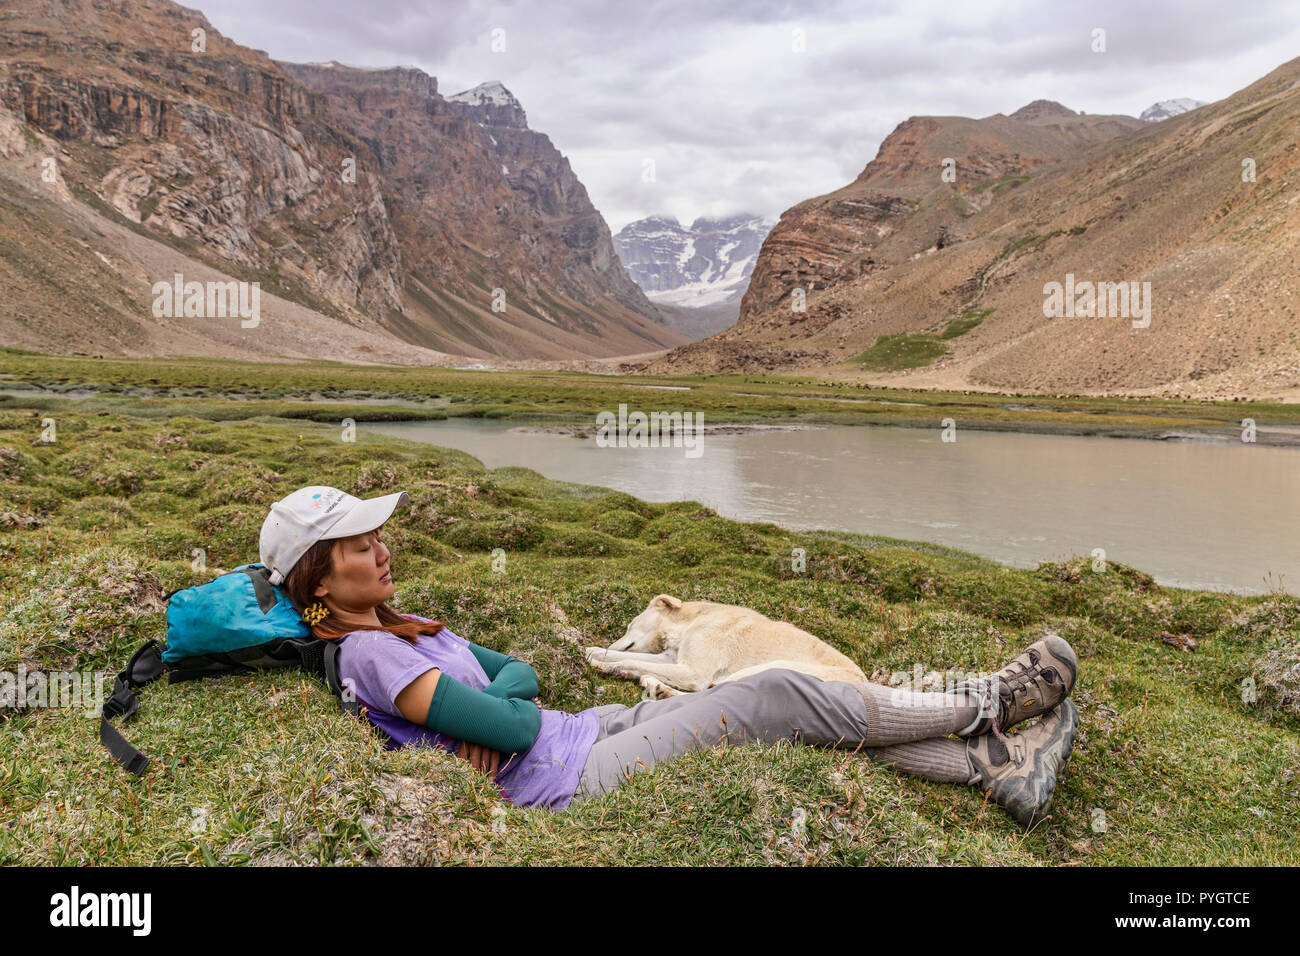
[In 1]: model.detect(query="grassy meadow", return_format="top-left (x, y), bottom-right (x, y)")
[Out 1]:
top-left (0, 353), bottom-right (1298, 865)
top-left (3, 346), bottom-right (1299, 441)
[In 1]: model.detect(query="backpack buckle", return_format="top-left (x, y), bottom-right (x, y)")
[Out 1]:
top-left (102, 676), bottom-right (139, 720)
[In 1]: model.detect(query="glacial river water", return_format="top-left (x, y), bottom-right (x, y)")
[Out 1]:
top-left (366, 418), bottom-right (1300, 595)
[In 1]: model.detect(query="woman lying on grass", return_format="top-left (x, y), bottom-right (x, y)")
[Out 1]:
top-left (261, 485), bottom-right (1081, 826)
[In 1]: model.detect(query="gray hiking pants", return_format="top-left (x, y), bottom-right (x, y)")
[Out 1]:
top-left (570, 667), bottom-right (873, 803)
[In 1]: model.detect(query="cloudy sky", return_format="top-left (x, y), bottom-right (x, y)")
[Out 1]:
top-left (195, 0), bottom-right (1300, 234)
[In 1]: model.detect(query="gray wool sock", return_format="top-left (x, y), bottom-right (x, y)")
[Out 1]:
top-left (854, 681), bottom-right (981, 747)
top-left (865, 737), bottom-right (974, 784)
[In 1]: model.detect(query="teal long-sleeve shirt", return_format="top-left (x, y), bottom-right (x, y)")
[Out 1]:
top-left (466, 642), bottom-right (539, 701)
top-left (423, 642), bottom-right (541, 754)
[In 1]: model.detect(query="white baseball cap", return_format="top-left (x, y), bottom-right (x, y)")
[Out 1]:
top-left (259, 485), bottom-right (410, 585)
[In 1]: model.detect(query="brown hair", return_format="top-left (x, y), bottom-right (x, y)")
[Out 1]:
top-left (281, 535), bottom-right (444, 643)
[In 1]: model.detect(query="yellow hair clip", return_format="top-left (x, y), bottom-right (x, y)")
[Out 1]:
top-left (303, 601), bottom-right (330, 626)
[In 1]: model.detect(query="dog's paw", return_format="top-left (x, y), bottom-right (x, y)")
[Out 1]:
top-left (640, 676), bottom-right (677, 700)
top-left (584, 646), bottom-right (609, 665)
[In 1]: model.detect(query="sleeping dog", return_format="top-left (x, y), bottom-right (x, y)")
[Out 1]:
top-left (586, 594), bottom-right (866, 699)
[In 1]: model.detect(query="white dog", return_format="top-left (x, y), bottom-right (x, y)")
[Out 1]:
top-left (585, 594), bottom-right (867, 699)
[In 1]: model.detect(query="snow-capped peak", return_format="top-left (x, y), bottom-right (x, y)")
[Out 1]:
top-left (446, 81), bottom-right (520, 108)
top-left (613, 213), bottom-right (777, 308)
top-left (1140, 98), bottom-right (1206, 122)
top-left (443, 81), bottom-right (529, 129)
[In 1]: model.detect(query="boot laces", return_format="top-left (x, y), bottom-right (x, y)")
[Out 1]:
top-left (1003, 658), bottom-right (1038, 694)
top-left (990, 655), bottom-right (1052, 748)
top-left (970, 677), bottom-right (1012, 747)
top-left (1001, 658), bottom-right (1046, 709)
top-left (987, 674), bottom-right (1017, 748)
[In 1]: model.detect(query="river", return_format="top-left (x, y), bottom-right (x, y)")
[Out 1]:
top-left (367, 419), bottom-right (1299, 595)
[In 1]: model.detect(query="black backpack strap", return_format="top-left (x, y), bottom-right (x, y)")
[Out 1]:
top-left (324, 639), bottom-right (364, 720)
top-left (165, 639), bottom-right (309, 683)
top-left (322, 639), bottom-right (389, 744)
top-left (100, 640), bottom-right (166, 777)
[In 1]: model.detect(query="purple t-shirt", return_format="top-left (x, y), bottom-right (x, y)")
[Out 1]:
top-left (335, 615), bottom-right (600, 810)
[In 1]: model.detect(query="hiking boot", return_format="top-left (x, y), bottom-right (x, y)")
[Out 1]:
top-left (965, 699), bottom-right (1079, 827)
top-left (950, 633), bottom-right (1078, 739)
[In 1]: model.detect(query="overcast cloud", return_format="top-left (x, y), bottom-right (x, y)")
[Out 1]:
top-left (193, 0), bottom-right (1300, 233)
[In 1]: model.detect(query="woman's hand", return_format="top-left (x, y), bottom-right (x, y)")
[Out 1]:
top-left (455, 699), bottom-right (541, 777)
top-left (457, 740), bottom-right (502, 779)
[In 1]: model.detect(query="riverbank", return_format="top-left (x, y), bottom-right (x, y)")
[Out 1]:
top-left (4, 348), bottom-right (1300, 444)
top-left (1, 409), bottom-right (1297, 865)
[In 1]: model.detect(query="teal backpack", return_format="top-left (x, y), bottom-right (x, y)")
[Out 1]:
top-left (101, 563), bottom-right (365, 776)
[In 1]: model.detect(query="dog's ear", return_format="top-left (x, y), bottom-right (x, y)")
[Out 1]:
top-left (653, 594), bottom-right (683, 611)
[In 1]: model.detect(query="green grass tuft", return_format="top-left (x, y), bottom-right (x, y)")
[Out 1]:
top-left (850, 308), bottom-right (994, 370)
top-left (849, 334), bottom-right (949, 371)
top-left (940, 308), bottom-right (994, 339)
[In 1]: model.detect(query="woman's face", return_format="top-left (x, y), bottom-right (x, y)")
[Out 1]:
top-left (313, 527), bottom-right (395, 614)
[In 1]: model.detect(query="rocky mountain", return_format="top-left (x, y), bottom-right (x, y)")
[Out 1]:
top-left (0, 0), bottom-right (684, 362)
top-left (733, 101), bottom-right (1146, 321)
top-left (612, 213), bottom-right (774, 337)
top-left (631, 63), bottom-right (1300, 400)
top-left (279, 64), bottom-right (680, 358)
top-left (1140, 98), bottom-right (1207, 122)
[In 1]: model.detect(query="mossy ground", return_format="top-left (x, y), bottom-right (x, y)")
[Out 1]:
top-left (849, 333), bottom-right (950, 371)
top-left (849, 309), bottom-right (994, 370)
top-left (0, 403), bottom-right (1297, 866)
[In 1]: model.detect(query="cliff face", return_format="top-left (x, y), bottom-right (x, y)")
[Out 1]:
top-left (0, 0), bottom-right (684, 360)
top-left (440, 78), bottom-right (664, 328)
top-left (444, 79), bottom-right (665, 327)
top-left (0, 0), bottom-right (406, 324)
top-left (276, 64), bottom-right (681, 358)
